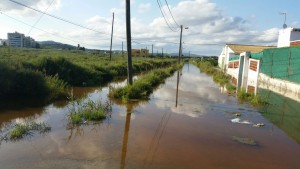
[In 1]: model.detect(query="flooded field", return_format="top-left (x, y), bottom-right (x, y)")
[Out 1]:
top-left (1, 64), bottom-right (300, 169)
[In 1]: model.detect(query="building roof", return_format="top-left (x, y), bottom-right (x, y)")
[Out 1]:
top-left (227, 44), bottom-right (275, 54)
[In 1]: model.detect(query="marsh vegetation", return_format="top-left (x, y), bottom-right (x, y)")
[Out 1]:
top-left (0, 47), bottom-right (176, 102)
top-left (110, 65), bottom-right (179, 102)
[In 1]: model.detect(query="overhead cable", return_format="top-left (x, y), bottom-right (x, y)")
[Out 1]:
top-left (164, 0), bottom-right (180, 27)
top-left (156, 0), bottom-right (179, 32)
top-left (0, 11), bottom-right (101, 48)
top-left (8, 0), bottom-right (109, 36)
top-left (27, 0), bottom-right (55, 36)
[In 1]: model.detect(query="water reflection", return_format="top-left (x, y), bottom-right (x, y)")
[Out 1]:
top-left (120, 104), bottom-right (133, 169)
top-left (259, 88), bottom-right (300, 144)
top-left (2, 63), bottom-right (300, 168)
top-left (152, 63), bottom-right (230, 118)
top-left (175, 70), bottom-right (180, 108)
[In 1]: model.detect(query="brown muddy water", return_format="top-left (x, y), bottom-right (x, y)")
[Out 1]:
top-left (1, 63), bottom-right (300, 169)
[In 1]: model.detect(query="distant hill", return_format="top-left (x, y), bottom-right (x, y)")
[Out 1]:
top-left (168, 52), bottom-right (205, 57)
top-left (38, 41), bottom-right (77, 50)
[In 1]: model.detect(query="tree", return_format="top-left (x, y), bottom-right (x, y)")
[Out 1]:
top-left (36, 43), bottom-right (41, 49)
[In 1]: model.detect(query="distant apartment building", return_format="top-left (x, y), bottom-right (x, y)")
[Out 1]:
top-left (131, 48), bottom-right (149, 57)
top-left (7, 32), bottom-right (37, 48)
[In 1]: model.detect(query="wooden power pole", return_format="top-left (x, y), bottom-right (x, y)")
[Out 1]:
top-left (122, 41), bottom-right (124, 57)
top-left (152, 44), bottom-right (154, 57)
top-left (126, 0), bottom-right (133, 85)
top-left (109, 12), bottom-right (114, 61)
top-left (178, 25), bottom-right (183, 64)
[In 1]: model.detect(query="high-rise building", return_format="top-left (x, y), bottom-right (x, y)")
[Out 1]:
top-left (7, 32), bottom-right (37, 48)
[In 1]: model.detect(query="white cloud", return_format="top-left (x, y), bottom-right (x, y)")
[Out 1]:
top-left (0, 0), bottom-right (61, 16)
top-left (255, 28), bottom-right (279, 42)
top-left (4, 0), bottom-right (280, 55)
top-left (138, 3), bottom-right (151, 13)
top-left (86, 16), bottom-right (110, 25)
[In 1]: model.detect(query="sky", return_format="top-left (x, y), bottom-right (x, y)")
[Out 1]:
top-left (0, 0), bottom-right (299, 56)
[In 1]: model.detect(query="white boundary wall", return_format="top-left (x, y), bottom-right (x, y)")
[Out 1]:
top-left (258, 73), bottom-right (300, 102)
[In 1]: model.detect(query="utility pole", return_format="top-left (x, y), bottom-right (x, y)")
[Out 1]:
top-left (122, 41), bottom-right (124, 57)
top-left (126, 0), bottom-right (133, 85)
top-left (178, 25), bottom-right (183, 64)
top-left (189, 51), bottom-right (190, 58)
top-left (162, 48), bottom-right (164, 57)
top-left (109, 12), bottom-right (115, 61)
top-left (152, 44), bottom-right (154, 57)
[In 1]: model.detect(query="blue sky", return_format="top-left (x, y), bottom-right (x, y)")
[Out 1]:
top-left (1, 0), bottom-right (299, 55)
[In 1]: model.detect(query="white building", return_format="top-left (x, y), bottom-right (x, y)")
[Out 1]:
top-left (277, 27), bottom-right (300, 47)
top-left (8, 32), bottom-right (25, 47)
top-left (218, 44), bottom-right (274, 72)
top-left (7, 32), bottom-right (37, 48)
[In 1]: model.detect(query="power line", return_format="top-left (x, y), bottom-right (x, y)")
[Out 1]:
top-left (158, 0), bottom-right (177, 30)
top-left (156, 0), bottom-right (178, 32)
top-left (164, 0), bottom-right (180, 27)
top-left (27, 0), bottom-right (55, 36)
top-left (8, 0), bottom-right (109, 36)
top-left (0, 11), bottom-right (101, 48)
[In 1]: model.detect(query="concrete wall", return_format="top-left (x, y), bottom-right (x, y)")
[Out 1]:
top-left (246, 59), bottom-right (260, 94)
top-left (258, 73), bottom-right (300, 102)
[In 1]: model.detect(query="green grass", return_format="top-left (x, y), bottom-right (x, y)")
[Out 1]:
top-left (237, 89), bottom-right (268, 106)
top-left (68, 100), bottom-right (111, 126)
top-left (194, 60), bottom-right (268, 106)
top-left (9, 124), bottom-right (29, 140)
top-left (226, 83), bottom-right (237, 91)
top-left (194, 61), bottom-right (235, 92)
top-left (111, 65), bottom-right (179, 102)
top-left (0, 47), bottom-right (177, 102)
top-left (6, 122), bottom-right (51, 140)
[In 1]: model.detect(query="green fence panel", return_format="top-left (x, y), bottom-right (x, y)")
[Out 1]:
top-left (291, 47), bottom-right (300, 59)
top-left (229, 55), bottom-right (240, 61)
top-left (251, 52), bottom-right (263, 59)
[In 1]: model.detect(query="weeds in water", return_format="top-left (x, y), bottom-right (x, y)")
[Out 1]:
top-left (195, 61), bottom-right (230, 86)
top-left (110, 65), bottom-right (179, 102)
top-left (226, 83), bottom-right (237, 92)
top-left (68, 99), bottom-right (111, 127)
top-left (0, 121), bottom-right (51, 141)
top-left (194, 61), bottom-right (268, 106)
top-left (237, 89), bottom-right (268, 106)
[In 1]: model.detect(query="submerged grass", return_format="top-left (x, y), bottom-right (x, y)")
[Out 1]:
top-left (0, 121), bottom-right (51, 141)
top-left (194, 61), bottom-right (235, 92)
top-left (111, 65), bottom-right (179, 102)
top-left (237, 89), bottom-right (268, 107)
top-left (68, 100), bottom-right (111, 127)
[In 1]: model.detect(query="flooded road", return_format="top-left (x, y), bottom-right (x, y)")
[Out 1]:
top-left (1, 64), bottom-right (300, 169)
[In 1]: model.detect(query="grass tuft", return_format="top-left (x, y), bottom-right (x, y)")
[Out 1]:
top-left (237, 89), bottom-right (268, 107)
top-left (68, 100), bottom-right (111, 126)
top-left (3, 122), bottom-right (51, 140)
